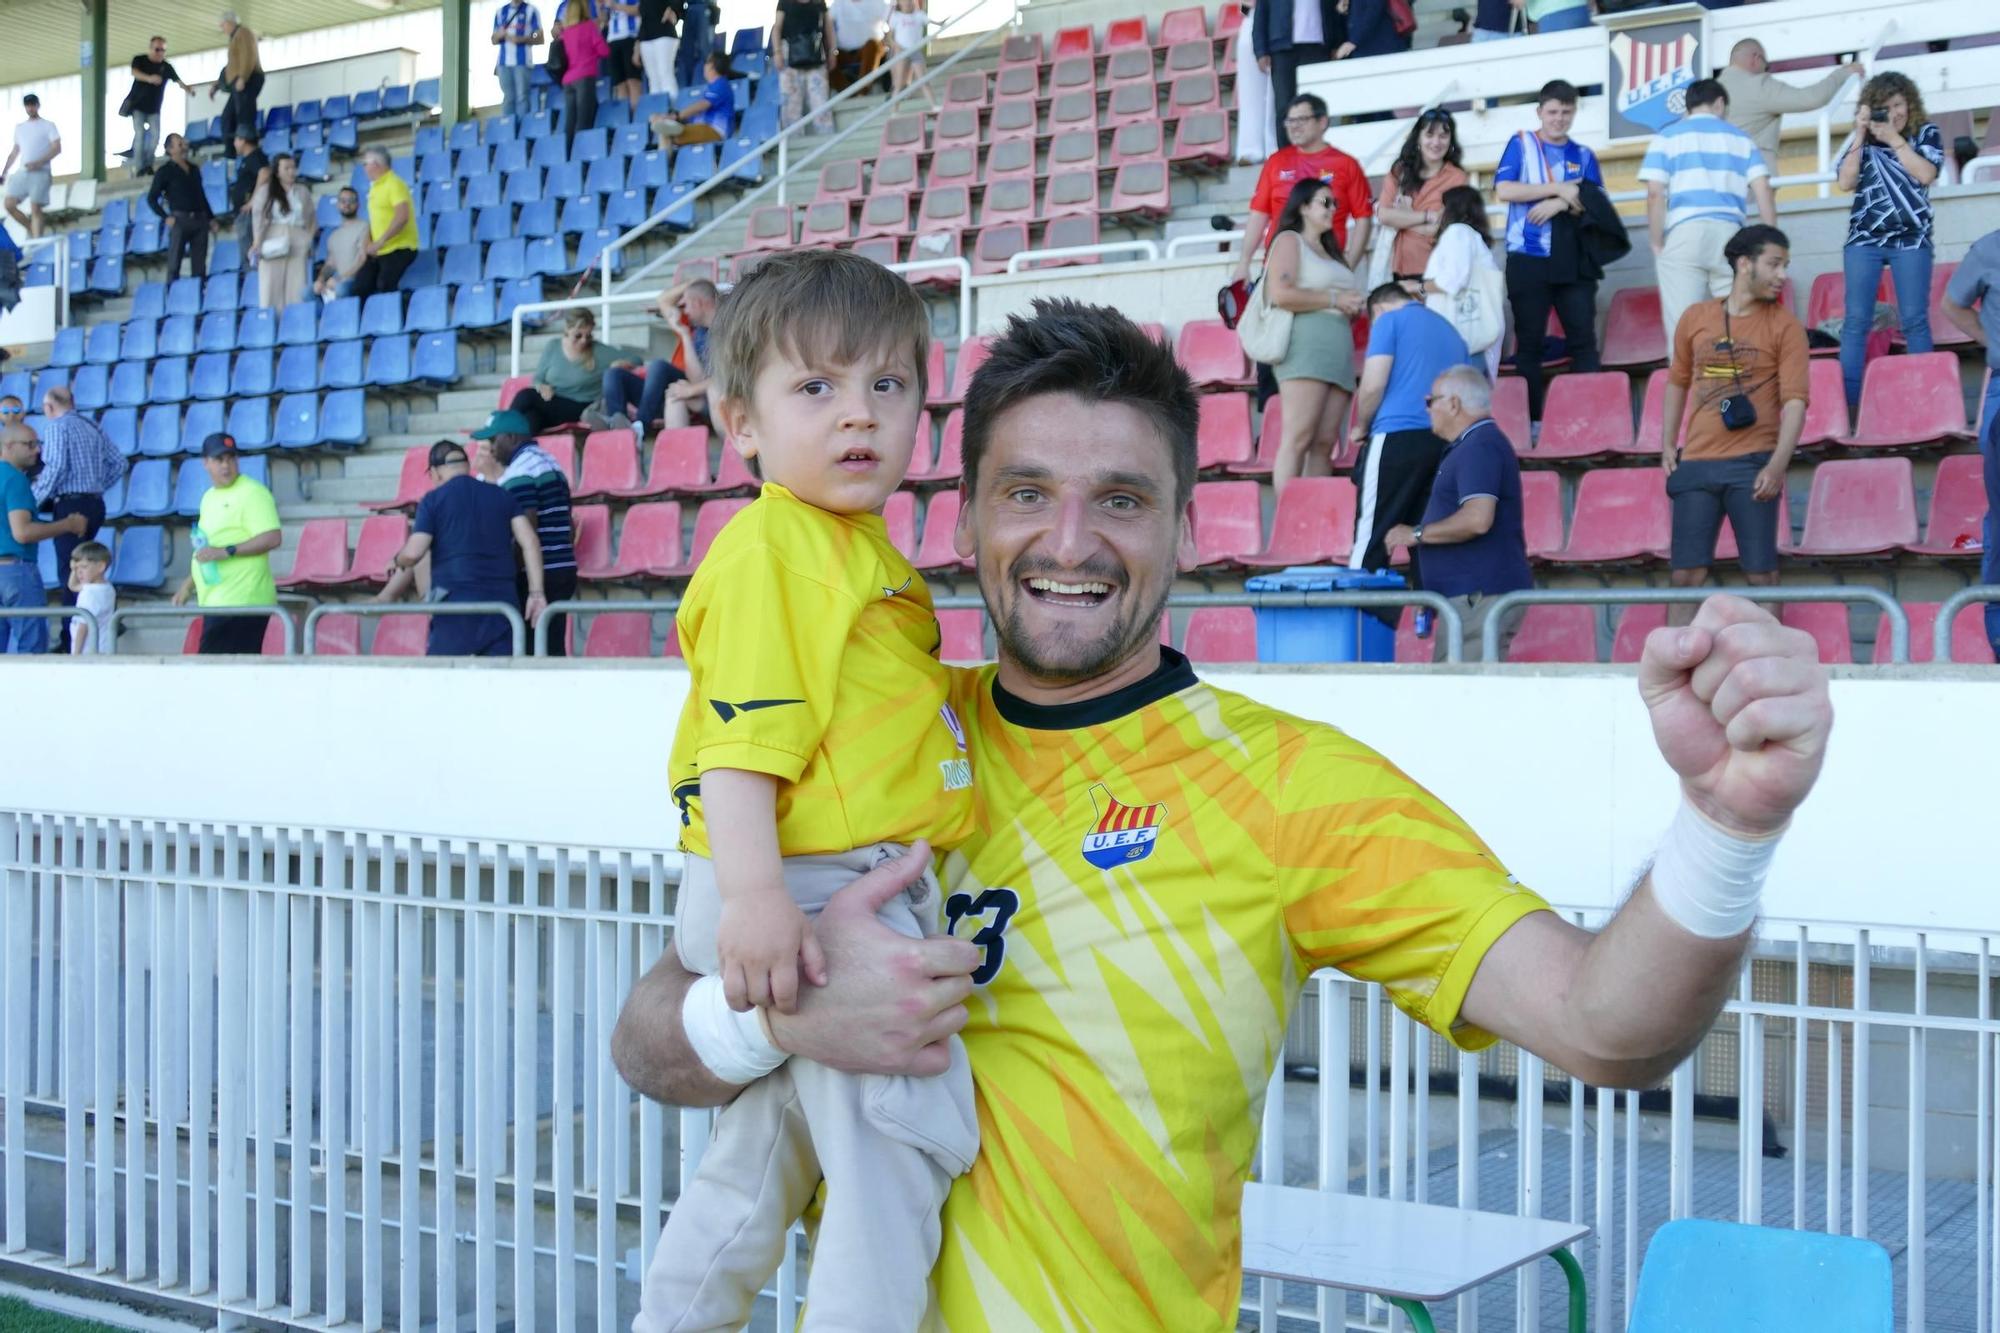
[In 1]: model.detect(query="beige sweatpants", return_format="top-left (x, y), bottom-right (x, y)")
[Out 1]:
top-left (634, 843), bottom-right (979, 1333)
top-left (1656, 218), bottom-right (1740, 368)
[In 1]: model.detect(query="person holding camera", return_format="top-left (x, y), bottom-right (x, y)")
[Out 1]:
top-left (1659, 225), bottom-right (1808, 626)
top-left (1835, 72), bottom-right (1942, 410)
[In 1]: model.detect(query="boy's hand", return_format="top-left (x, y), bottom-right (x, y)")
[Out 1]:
top-left (717, 886), bottom-right (828, 1014)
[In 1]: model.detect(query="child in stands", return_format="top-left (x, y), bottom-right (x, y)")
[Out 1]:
top-left (67, 541), bottom-right (114, 655)
top-left (888, 0), bottom-right (932, 105)
top-left (634, 247), bottom-right (977, 1332)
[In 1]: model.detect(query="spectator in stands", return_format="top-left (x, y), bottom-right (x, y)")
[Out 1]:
top-left (1347, 283), bottom-right (1473, 583)
top-left (1525, 0), bottom-right (1590, 33)
top-left (1639, 79), bottom-right (1775, 369)
top-left (1232, 3), bottom-right (1276, 164)
top-left (888, 0), bottom-right (932, 107)
top-left (251, 154), bottom-right (316, 310)
top-left (2, 95), bottom-right (61, 239)
top-left (1659, 225), bottom-right (1808, 626)
top-left (607, 0), bottom-right (647, 115)
top-left (638, 0), bottom-right (685, 101)
top-left (125, 36), bottom-right (190, 177)
top-left (513, 308), bottom-right (645, 433)
top-left (1340, 0), bottom-right (1412, 60)
top-left (1939, 225), bottom-right (2000, 653)
top-left (1383, 366), bottom-right (1532, 659)
top-left (1471, 0), bottom-right (1516, 42)
top-left (775, 0), bottom-right (837, 134)
top-left (492, 0), bottom-right (545, 121)
top-left (351, 148), bottom-right (420, 300)
top-left (1495, 79), bottom-right (1603, 432)
top-left (1262, 179), bottom-right (1366, 496)
top-left (148, 133), bottom-right (213, 281)
top-left (556, 0), bottom-right (612, 160)
top-left (1718, 40), bottom-right (1864, 174)
top-left (314, 187), bottom-right (368, 300)
top-left (1835, 71), bottom-right (1941, 410)
top-left (651, 51), bottom-right (736, 164)
top-left (1233, 95), bottom-right (1373, 288)
top-left (1251, 0), bottom-right (1341, 147)
top-left (377, 441), bottom-right (549, 657)
top-left (33, 385), bottom-right (125, 651)
top-left (677, 0), bottom-right (715, 94)
top-left (830, 0), bottom-right (889, 93)
top-left (1421, 184), bottom-right (1505, 378)
top-left (213, 11), bottom-right (264, 159)
top-left (0, 426), bottom-right (88, 655)
top-left (472, 410), bottom-right (581, 656)
top-left (592, 278), bottom-right (719, 432)
top-left (1376, 110), bottom-right (1468, 284)
top-left (66, 541), bottom-right (114, 656)
top-left (227, 131), bottom-right (269, 269)
top-left (171, 433), bottom-right (281, 654)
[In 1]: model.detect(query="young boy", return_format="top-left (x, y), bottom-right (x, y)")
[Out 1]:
top-left (636, 249), bottom-right (978, 1332)
top-left (67, 541), bottom-right (115, 655)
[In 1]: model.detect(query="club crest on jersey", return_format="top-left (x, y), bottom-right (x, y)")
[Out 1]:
top-left (1081, 783), bottom-right (1166, 869)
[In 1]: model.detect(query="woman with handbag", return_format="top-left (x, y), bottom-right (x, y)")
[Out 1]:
top-left (250, 153), bottom-right (315, 310)
top-left (1374, 109), bottom-right (1468, 284)
top-left (1255, 178), bottom-right (1366, 495)
top-left (1422, 185), bottom-right (1507, 379)
top-left (774, 0), bottom-right (837, 134)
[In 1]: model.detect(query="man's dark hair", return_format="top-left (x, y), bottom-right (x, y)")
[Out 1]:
top-left (1685, 78), bottom-right (1728, 112)
top-left (1366, 281), bottom-right (1414, 315)
top-left (234, 129), bottom-right (260, 147)
top-left (1287, 92), bottom-right (1329, 121)
top-left (1537, 80), bottom-right (1580, 108)
top-left (1725, 224), bottom-right (1789, 273)
top-left (962, 298), bottom-right (1199, 507)
top-left (337, 185), bottom-right (358, 198)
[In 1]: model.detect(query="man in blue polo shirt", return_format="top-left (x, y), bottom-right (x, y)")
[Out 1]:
top-left (1384, 365), bottom-right (1533, 660)
top-left (0, 424), bottom-right (89, 653)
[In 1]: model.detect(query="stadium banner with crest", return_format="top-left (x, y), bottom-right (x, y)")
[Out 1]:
top-left (1602, 2), bottom-right (1710, 141)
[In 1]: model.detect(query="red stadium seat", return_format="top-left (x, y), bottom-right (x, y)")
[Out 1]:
top-left (1025, 213), bottom-right (1102, 271)
top-left (534, 435), bottom-right (578, 484)
top-left (1837, 352), bottom-right (1971, 448)
top-left (1167, 72), bottom-right (1223, 117)
top-left (307, 612), bottom-right (361, 657)
top-left (368, 445), bottom-right (433, 511)
top-left (1104, 47), bottom-right (1157, 96)
top-left (914, 490), bottom-right (971, 572)
top-left (1177, 319), bottom-right (1251, 388)
top-left (1534, 372), bottom-right (1634, 460)
top-left (980, 178), bottom-right (1037, 228)
top-left (947, 337), bottom-right (994, 402)
top-left (1105, 84), bottom-right (1159, 131)
top-left (572, 504), bottom-right (615, 580)
top-left (371, 614), bottom-right (430, 656)
top-left (1217, 1), bottom-right (1245, 41)
top-left (1796, 358), bottom-right (1850, 448)
top-left (1492, 375), bottom-right (1531, 451)
top-left (1047, 127), bottom-right (1100, 175)
top-left (908, 409), bottom-right (964, 483)
top-left (1791, 458), bottom-right (1918, 556)
top-left (871, 151), bottom-right (919, 195)
top-left (1894, 602), bottom-right (1997, 664)
top-left (1600, 286), bottom-right (1667, 368)
top-left (998, 32), bottom-right (1042, 67)
top-left (993, 63), bottom-right (1039, 101)
top-left (1048, 91), bottom-right (1101, 136)
top-left (583, 612), bottom-right (654, 657)
top-left (1549, 468), bottom-right (1670, 563)
top-left (923, 339), bottom-right (952, 408)
top-left (1905, 453), bottom-right (1988, 556)
top-left (1197, 392), bottom-right (1254, 470)
top-left (854, 192), bottom-right (912, 242)
top-left (1107, 158), bottom-right (1172, 222)
top-left (259, 613), bottom-right (299, 657)
top-left (987, 96), bottom-right (1040, 145)
top-left (1924, 262), bottom-right (1973, 347)
top-left (941, 71), bottom-right (988, 111)
top-left (1053, 25), bottom-right (1095, 59)
top-left (656, 498), bottom-right (750, 577)
top-left (1042, 166), bottom-right (1101, 221)
top-left (1228, 394), bottom-right (1283, 475)
top-left (1159, 7), bottom-right (1208, 43)
top-left (1191, 480), bottom-right (1263, 568)
top-left (682, 446), bottom-right (757, 495)
top-left (937, 608), bottom-right (985, 660)
top-left (1241, 477), bottom-right (1354, 567)
top-left (1520, 470), bottom-right (1564, 559)
top-left (1165, 39), bottom-right (1215, 76)
top-left (179, 619), bottom-right (203, 654)
top-left (1631, 369), bottom-right (1685, 458)
top-left (742, 204), bottom-right (796, 253)
top-left (1780, 603), bottom-right (1853, 665)
top-left (498, 374), bottom-right (532, 408)
top-left (328, 514), bottom-right (408, 586)
top-left (882, 489), bottom-right (918, 560)
top-left (919, 183), bottom-right (973, 235)
top-left (815, 159), bottom-right (864, 203)
top-left (1505, 605), bottom-right (1597, 663)
top-left (1111, 118), bottom-right (1166, 167)
top-left (880, 114), bottom-right (926, 154)
top-left (800, 200), bottom-right (853, 247)
top-left (1182, 606), bottom-right (1257, 662)
top-left (573, 430), bottom-right (642, 499)
top-left (601, 501), bottom-right (684, 579)
top-left (278, 518), bottom-right (350, 587)
top-left (972, 223), bottom-right (1031, 276)
top-left (673, 256), bottom-right (720, 286)
top-left (1169, 111), bottom-right (1231, 171)
top-left (854, 235), bottom-right (903, 268)
top-left (984, 139), bottom-right (1036, 185)
top-left (932, 108), bottom-right (982, 153)
top-left (1611, 604), bottom-right (1667, 663)
top-left (928, 145), bottom-right (978, 191)
top-left (614, 427), bottom-right (711, 498)
top-left (1105, 16), bottom-right (1148, 47)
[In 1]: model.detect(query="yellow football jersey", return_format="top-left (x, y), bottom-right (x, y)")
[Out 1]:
top-left (927, 650), bottom-right (1549, 1332)
top-left (670, 483), bottom-right (975, 858)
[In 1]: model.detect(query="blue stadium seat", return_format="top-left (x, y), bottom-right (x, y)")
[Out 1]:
top-left (719, 133), bottom-right (766, 186)
top-left (109, 360), bottom-right (151, 408)
top-left (69, 231), bottom-right (94, 263)
top-left (158, 314), bottom-right (196, 358)
top-left (575, 229), bottom-right (624, 277)
top-left (518, 197), bottom-right (558, 239)
top-left (503, 166), bottom-right (541, 206)
top-left (149, 356), bottom-right (191, 404)
top-left (559, 194), bottom-right (602, 235)
top-left (474, 204), bottom-right (513, 243)
top-left (404, 284), bottom-right (453, 333)
top-left (637, 92), bottom-right (674, 120)
top-left (172, 459), bottom-right (212, 516)
top-left (572, 127), bottom-right (610, 163)
top-left (99, 471), bottom-right (127, 522)
top-left (485, 238), bottom-right (527, 283)
top-left (71, 365), bottom-right (110, 413)
top-left (0, 372), bottom-right (26, 403)
top-left (531, 134), bottom-right (565, 170)
top-left (297, 146), bottom-right (332, 181)
top-left (185, 115), bottom-right (217, 148)
top-left (210, 238), bottom-right (242, 274)
top-left (98, 407), bottom-right (138, 458)
top-left (448, 119), bottom-right (480, 153)
top-left (732, 25), bottom-right (765, 53)
top-left (548, 159), bottom-right (585, 199)
top-left (594, 101), bottom-right (631, 131)
top-left (320, 297), bottom-right (361, 342)
top-left (586, 155), bottom-right (626, 195)
top-left (466, 175), bottom-right (504, 213)
top-left (131, 282), bottom-right (167, 321)
top-left (138, 405), bottom-right (180, 457)
top-left (32, 368), bottom-right (68, 402)
top-left (277, 301), bottom-right (318, 347)
top-left (166, 277), bottom-right (202, 317)
top-left (48, 326), bottom-right (85, 368)
top-left (657, 181), bottom-right (698, 231)
top-left (360, 293), bottom-right (404, 339)
top-left (422, 181), bottom-right (461, 217)
top-left (495, 142), bottom-right (531, 176)
top-left (262, 129), bottom-right (292, 157)
top-left (605, 188), bottom-right (650, 230)
top-left (179, 400), bottom-right (225, 455)
top-left (96, 224), bottom-right (127, 259)
top-left (190, 352), bottom-right (230, 401)
top-left (441, 243), bottom-right (482, 287)
top-left (196, 313), bottom-right (237, 355)
top-left (417, 152), bottom-right (452, 186)
top-left (672, 145), bottom-right (717, 186)
top-left (414, 125), bottom-right (445, 157)
top-left (22, 262), bottom-right (53, 288)
top-left (295, 124), bottom-right (325, 152)
top-left (204, 180), bottom-right (228, 215)
top-left (128, 215), bottom-right (166, 256)
top-left (327, 118), bottom-right (358, 153)
top-left (414, 78), bottom-right (440, 110)
top-left (238, 308), bottom-right (276, 350)
top-left (275, 345), bottom-right (318, 394)
top-left (521, 108), bottom-right (554, 141)
top-left (102, 198), bottom-right (130, 231)
top-left (123, 459), bottom-right (173, 519)
top-left (66, 258), bottom-right (89, 297)
top-left (396, 249), bottom-right (440, 291)
top-left (366, 335), bottom-right (411, 387)
top-left (487, 114), bottom-right (519, 144)
top-left (203, 273), bottom-right (241, 312)
top-left (498, 277), bottom-right (544, 327)
top-left (524, 236), bottom-right (565, 277)
top-left (455, 146), bottom-right (492, 181)
top-left (615, 124), bottom-right (650, 158)
top-left (323, 94), bottom-right (350, 121)
top-left (393, 152), bottom-right (417, 183)
top-left (384, 84), bottom-right (413, 116)
top-left (352, 89), bottom-right (382, 118)
top-left (451, 282), bottom-right (499, 328)
top-left (231, 349), bottom-right (274, 399)
top-left (120, 318), bottom-right (158, 362)
top-left (262, 104), bottom-right (293, 135)
top-left (294, 98), bottom-right (322, 125)
top-left (738, 100), bottom-right (780, 143)
top-left (628, 149), bottom-right (670, 190)
top-left (315, 194), bottom-right (344, 231)
top-left (322, 389), bottom-right (366, 446)
top-left (111, 526), bottom-right (168, 589)
top-left (226, 397), bottom-right (272, 450)
top-left (321, 340), bottom-right (365, 389)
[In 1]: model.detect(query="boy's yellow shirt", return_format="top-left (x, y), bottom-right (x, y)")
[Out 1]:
top-left (670, 481), bottom-right (975, 857)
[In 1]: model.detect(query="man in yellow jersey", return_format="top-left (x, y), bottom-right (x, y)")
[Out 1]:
top-left (613, 300), bottom-right (1833, 1332)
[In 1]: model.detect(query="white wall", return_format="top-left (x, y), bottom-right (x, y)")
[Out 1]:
top-left (3, 659), bottom-right (1993, 929)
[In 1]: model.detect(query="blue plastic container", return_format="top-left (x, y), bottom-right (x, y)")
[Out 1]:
top-left (1243, 566), bottom-right (1405, 663)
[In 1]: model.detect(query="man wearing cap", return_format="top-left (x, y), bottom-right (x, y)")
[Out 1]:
top-left (34, 386), bottom-right (126, 651)
top-left (0, 425), bottom-right (90, 654)
top-left (471, 409), bottom-right (579, 656)
top-left (376, 440), bottom-right (549, 656)
top-left (2, 95), bottom-right (62, 239)
top-left (171, 433), bottom-right (281, 654)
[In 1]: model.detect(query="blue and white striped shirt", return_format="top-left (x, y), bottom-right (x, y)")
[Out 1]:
top-left (605, 0), bottom-right (641, 42)
top-left (31, 412), bottom-right (126, 507)
top-left (493, 2), bottom-right (542, 68)
top-left (1495, 132), bottom-right (1603, 259)
top-left (1636, 113), bottom-right (1769, 235)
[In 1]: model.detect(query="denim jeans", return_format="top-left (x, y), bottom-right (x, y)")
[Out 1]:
top-left (0, 559), bottom-right (49, 654)
top-left (129, 110), bottom-right (160, 171)
top-left (499, 64), bottom-right (534, 120)
top-left (1839, 241), bottom-right (1933, 406)
top-left (677, 1), bottom-right (712, 91)
top-left (603, 360), bottom-right (685, 428)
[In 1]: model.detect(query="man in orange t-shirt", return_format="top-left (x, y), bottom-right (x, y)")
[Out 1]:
top-left (1660, 223), bottom-right (1810, 623)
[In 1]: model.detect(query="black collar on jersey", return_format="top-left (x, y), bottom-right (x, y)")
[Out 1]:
top-left (991, 646), bottom-right (1198, 731)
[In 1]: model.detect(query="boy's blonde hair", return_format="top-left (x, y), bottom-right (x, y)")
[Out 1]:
top-left (708, 249), bottom-right (931, 408)
top-left (72, 541), bottom-right (110, 565)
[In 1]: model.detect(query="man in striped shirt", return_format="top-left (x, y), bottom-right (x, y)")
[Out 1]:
top-left (33, 386), bottom-right (125, 650)
top-left (473, 409), bottom-right (579, 656)
top-left (491, 1), bottom-right (544, 122)
top-left (1640, 80), bottom-right (1776, 369)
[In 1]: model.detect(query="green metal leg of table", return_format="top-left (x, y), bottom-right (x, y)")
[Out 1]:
top-left (1387, 1298), bottom-right (1438, 1333)
top-left (1551, 1245), bottom-right (1587, 1333)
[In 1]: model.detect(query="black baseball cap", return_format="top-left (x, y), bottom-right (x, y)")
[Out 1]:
top-left (428, 439), bottom-right (470, 468)
top-left (200, 432), bottom-right (240, 458)
top-left (21, 94), bottom-right (38, 107)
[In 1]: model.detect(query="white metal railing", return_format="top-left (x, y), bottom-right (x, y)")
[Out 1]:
top-left (4, 812), bottom-right (1994, 1331)
top-left (18, 232), bottom-right (71, 330)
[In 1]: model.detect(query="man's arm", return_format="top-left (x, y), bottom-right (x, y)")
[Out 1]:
top-left (1749, 175), bottom-right (1776, 227)
top-left (1341, 215), bottom-right (1372, 272)
top-left (366, 205), bottom-right (411, 256)
top-left (1660, 379), bottom-right (1686, 476)
top-left (1941, 294), bottom-right (1987, 349)
top-left (34, 138), bottom-right (62, 171)
top-left (1459, 596), bottom-right (1832, 1088)
top-left (232, 527), bottom-right (283, 558)
top-left (1383, 496), bottom-right (1495, 553)
top-left (8, 508), bottom-right (85, 544)
top-left (2, 146), bottom-right (19, 178)
top-left (1348, 354), bottom-right (1392, 443)
top-left (511, 513), bottom-right (547, 625)
top-left (1232, 208), bottom-right (1270, 280)
top-left (1762, 64), bottom-right (1863, 116)
top-left (1644, 181), bottom-right (1667, 254)
top-left (1754, 399), bottom-right (1805, 502)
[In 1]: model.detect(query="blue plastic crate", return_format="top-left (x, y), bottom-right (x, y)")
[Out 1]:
top-left (1241, 567), bottom-right (1404, 663)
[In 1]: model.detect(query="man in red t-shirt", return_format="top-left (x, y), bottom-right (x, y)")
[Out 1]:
top-left (1230, 92), bottom-right (1374, 284)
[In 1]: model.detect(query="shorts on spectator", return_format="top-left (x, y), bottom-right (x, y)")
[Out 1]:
top-left (5, 169), bottom-right (51, 206)
top-left (609, 37), bottom-right (640, 81)
top-left (1667, 452), bottom-right (1780, 573)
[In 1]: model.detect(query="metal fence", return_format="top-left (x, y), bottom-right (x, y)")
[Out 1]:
top-left (3, 812), bottom-right (1992, 1331)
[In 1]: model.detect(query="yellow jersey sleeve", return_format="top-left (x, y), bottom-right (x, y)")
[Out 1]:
top-left (1275, 727), bottom-right (1549, 1051)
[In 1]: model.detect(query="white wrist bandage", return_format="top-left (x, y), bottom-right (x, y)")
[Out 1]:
top-left (682, 973), bottom-right (787, 1085)
top-left (1648, 799), bottom-right (1785, 939)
